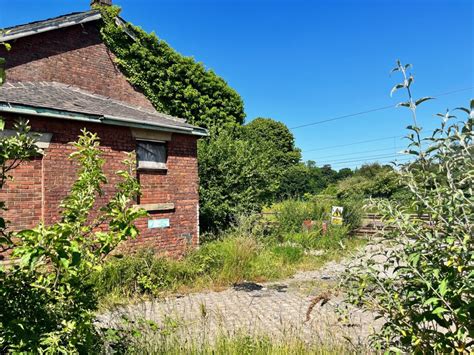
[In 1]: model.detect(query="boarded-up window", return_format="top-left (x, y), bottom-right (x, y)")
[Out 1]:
top-left (136, 140), bottom-right (167, 170)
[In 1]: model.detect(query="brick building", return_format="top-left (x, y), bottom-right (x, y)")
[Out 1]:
top-left (0, 2), bottom-right (207, 256)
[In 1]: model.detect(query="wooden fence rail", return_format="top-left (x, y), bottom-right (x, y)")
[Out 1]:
top-left (354, 213), bottom-right (431, 237)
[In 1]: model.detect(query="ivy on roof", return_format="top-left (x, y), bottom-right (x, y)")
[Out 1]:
top-left (98, 6), bottom-right (245, 130)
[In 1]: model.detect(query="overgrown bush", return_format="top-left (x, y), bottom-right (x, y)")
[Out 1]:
top-left (271, 197), bottom-right (362, 235)
top-left (198, 127), bottom-right (280, 232)
top-left (0, 129), bottom-right (145, 353)
top-left (343, 61), bottom-right (473, 352)
top-left (271, 199), bottom-right (331, 235)
top-left (91, 250), bottom-right (196, 298)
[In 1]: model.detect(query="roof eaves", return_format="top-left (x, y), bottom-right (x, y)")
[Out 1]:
top-left (0, 12), bottom-right (102, 42)
top-left (0, 102), bottom-right (208, 137)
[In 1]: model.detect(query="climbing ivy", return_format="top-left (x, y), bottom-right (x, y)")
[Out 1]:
top-left (98, 6), bottom-right (245, 129)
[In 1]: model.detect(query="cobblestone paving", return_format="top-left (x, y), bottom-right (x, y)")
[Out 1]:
top-left (100, 244), bottom-right (385, 346)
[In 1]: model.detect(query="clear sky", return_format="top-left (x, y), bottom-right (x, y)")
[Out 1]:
top-left (1, 0), bottom-right (473, 169)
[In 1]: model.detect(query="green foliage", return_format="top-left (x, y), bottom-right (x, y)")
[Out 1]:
top-left (343, 61), bottom-right (473, 352)
top-left (198, 127), bottom-right (280, 231)
top-left (283, 226), bottom-right (349, 251)
top-left (242, 117), bottom-right (301, 168)
top-left (277, 163), bottom-right (313, 200)
top-left (0, 57), bottom-right (5, 86)
top-left (277, 161), bottom-right (349, 200)
top-left (0, 130), bottom-right (146, 353)
top-left (98, 6), bottom-right (244, 130)
top-left (103, 324), bottom-right (363, 354)
top-left (93, 213), bottom-right (364, 304)
top-left (98, 6), bottom-right (312, 230)
top-left (334, 164), bottom-right (403, 200)
top-left (271, 199), bottom-right (331, 235)
top-left (270, 197), bottom-right (362, 235)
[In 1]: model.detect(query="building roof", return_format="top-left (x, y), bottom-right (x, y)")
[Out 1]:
top-left (0, 82), bottom-right (207, 136)
top-left (0, 10), bottom-right (102, 42)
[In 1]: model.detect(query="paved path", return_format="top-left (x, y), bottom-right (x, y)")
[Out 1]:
top-left (100, 243), bottom-right (385, 347)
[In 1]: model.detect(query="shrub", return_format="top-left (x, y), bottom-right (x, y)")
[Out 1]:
top-left (335, 166), bottom-right (402, 200)
top-left (92, 251), bottom-right (196, 298)
top-left (198, 127), bottom-right (279, 232)
top-left (0, 130), bottom-right (145, 353)
top-left (283, 225), bottom-right (349, 250)
top-left (343, 61), bottom-right (473, 352)
top-left (272, 199), bottom-right (331, 235)
top-left (271, 197), bottom-right (362, 235)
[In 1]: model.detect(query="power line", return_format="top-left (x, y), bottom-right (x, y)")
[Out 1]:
top-left (303, 135), bottom-right (403, 153)
top-left (312, 146), bottom-right (403, 160)
top-left (328, 156), bottom-right (412, 167)
top-left (317, 152), bottom-right (406, 165)
top-left (290, 105), bottom-right (393, 130)
top-left (290, 86), bottom-right (474, 130)
top-left (302, 130), bottom-right (434, 153)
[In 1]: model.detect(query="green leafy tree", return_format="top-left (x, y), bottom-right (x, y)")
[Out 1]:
top-left (277, 163), bottom-right (312, 200)
top-left (354, 162), bottom-right (392, 179)
top-left (242, 118), bottom-right (303, 201)
top-left (198, 127), bottom-right (279, 231)
top-left (243, 117), bottom-right (301, 167)
top-left (336, 167), bottom-right (353, 180)
top-left (343, 61), bottom-right (473, 352)
top-left (98, 6), bottom-right (244, 130)
top-left (0, 130), bottom-right (146, 353)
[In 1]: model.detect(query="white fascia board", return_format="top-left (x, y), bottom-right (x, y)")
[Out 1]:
top-left (0, 103), bottom-right (208, 137)
top-left (0, 13), bottom-right (102, 42)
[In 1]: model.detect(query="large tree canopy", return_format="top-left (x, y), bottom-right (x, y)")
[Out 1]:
top-left (242, 117), bottom-right (301, 168)
top-left (99, 6), bottom-right (245, 130)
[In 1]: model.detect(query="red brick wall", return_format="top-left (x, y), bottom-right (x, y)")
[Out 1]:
top-left (0, 21), bottom-right (154, 110)
top-left (0, 114), bottom-right (199, 257)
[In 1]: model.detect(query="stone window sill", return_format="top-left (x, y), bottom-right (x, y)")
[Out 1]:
top-left (137, 161), bottom-right (168, 171)
top-left (133, 203), bottom-right (175, 212)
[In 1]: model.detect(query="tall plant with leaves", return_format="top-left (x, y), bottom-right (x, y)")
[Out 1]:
top-left (342, 61), bottom-right (473, 352)
top-left (0, 130), bottom-right (146, 353)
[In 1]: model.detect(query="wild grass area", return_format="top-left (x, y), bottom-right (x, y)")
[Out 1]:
top-left (92, 200), bottom-right (366, 307)
top-left (102, 327), bottom-right (368, 354)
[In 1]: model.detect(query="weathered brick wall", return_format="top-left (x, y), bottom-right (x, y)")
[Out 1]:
top-left (0, 21), bottom-right (154, 110)
top-left (0, 115), bottom-right (199, 257)
top-left (0, 157), bottom-right (42, 230)
top-left (0, 19), bottom-right (201, 258)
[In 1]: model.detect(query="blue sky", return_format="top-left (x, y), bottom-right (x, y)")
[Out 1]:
top-left (1, 0), bottom-right (472, 169)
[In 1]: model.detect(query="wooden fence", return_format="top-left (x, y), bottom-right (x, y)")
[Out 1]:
top-left (353, 213), bottom-right (431, 237)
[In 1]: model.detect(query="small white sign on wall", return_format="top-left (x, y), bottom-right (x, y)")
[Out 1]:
top-left (148, 218), bottom-right (170, 229)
